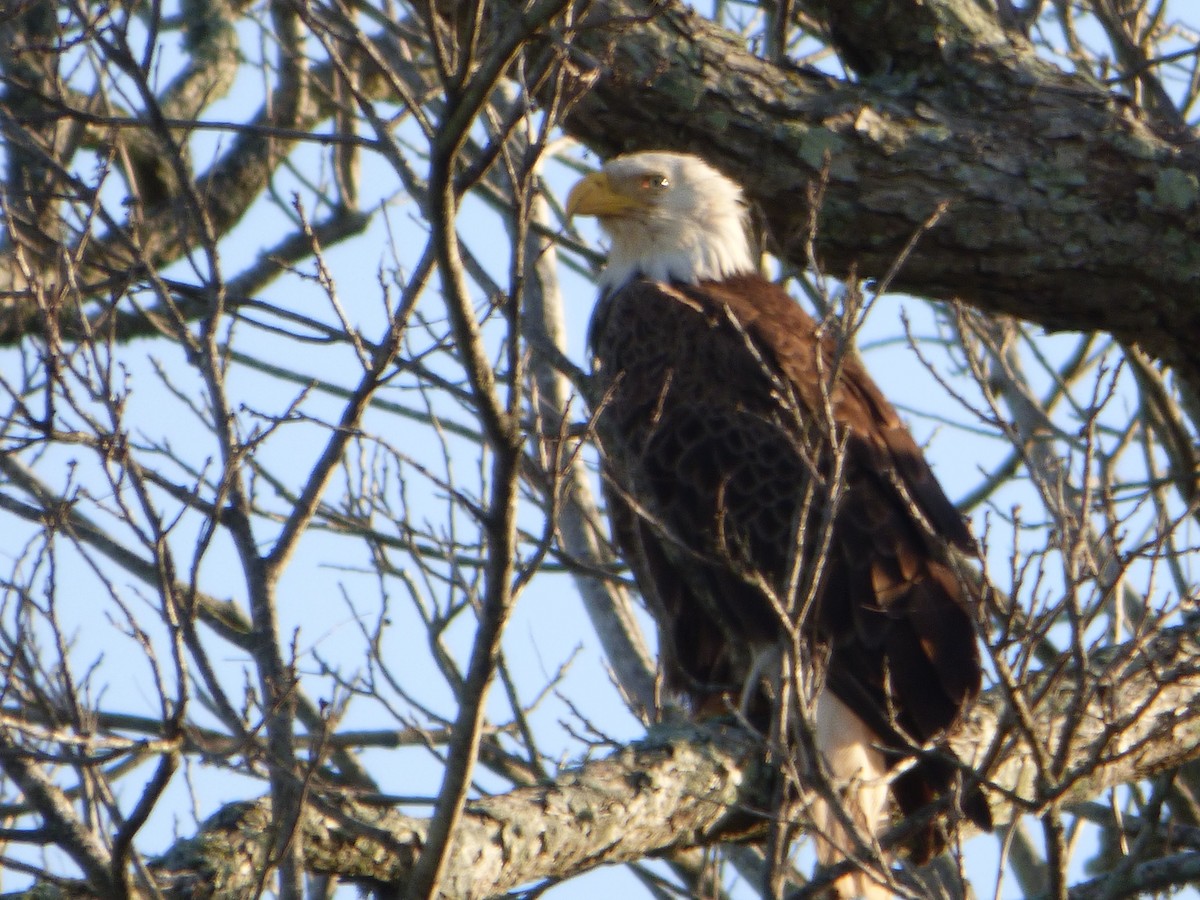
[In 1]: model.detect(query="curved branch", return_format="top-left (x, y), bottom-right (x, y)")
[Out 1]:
top-left (18, 624), bottom-right (1197, 898)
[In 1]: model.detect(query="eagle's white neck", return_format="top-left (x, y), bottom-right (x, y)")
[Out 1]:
top-left (598, 192), bottom-right (755, 291)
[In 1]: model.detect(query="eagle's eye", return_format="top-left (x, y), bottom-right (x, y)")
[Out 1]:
top-left (640, 174), bottom-right (670, 192)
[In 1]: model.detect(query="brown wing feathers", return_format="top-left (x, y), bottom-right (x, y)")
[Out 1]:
top-left (591, 274), bottom-right (991, 857)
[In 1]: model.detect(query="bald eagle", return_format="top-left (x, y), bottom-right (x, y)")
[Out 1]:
top-left (567, 152), bottom-right (991, 898)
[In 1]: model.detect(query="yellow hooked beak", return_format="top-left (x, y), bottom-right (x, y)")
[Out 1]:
top-left (566, 171), bottom-right (645, 218)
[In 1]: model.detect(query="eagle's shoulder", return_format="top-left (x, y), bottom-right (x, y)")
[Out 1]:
top-left (678, 274), bottom-right (975, 551)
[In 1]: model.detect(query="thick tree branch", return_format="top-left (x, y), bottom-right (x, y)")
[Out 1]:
top-left (806, 0), bottom-right (1019, 77)
top-left (16, 624), bottom-right (1195, 898)
top-left (544, 0), bottom-right (1200, 393)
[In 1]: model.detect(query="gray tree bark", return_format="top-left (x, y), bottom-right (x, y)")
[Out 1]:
top-left (546, 0), bottom-right (1200, 395)
top-left (14, 624), bottom-right (1199, 898)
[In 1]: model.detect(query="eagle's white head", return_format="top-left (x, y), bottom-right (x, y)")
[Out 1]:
top-left (566, 151), bottom-right (755, 291)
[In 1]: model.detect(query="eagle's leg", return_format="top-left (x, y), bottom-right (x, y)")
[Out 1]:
top-left (739, 643), bottom-right (783, 721)
top-left (812, 689), bottom-right (892, 900)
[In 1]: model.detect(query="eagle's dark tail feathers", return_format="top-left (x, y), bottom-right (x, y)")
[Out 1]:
top-left (889, 749), bottom-right (993, 864)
